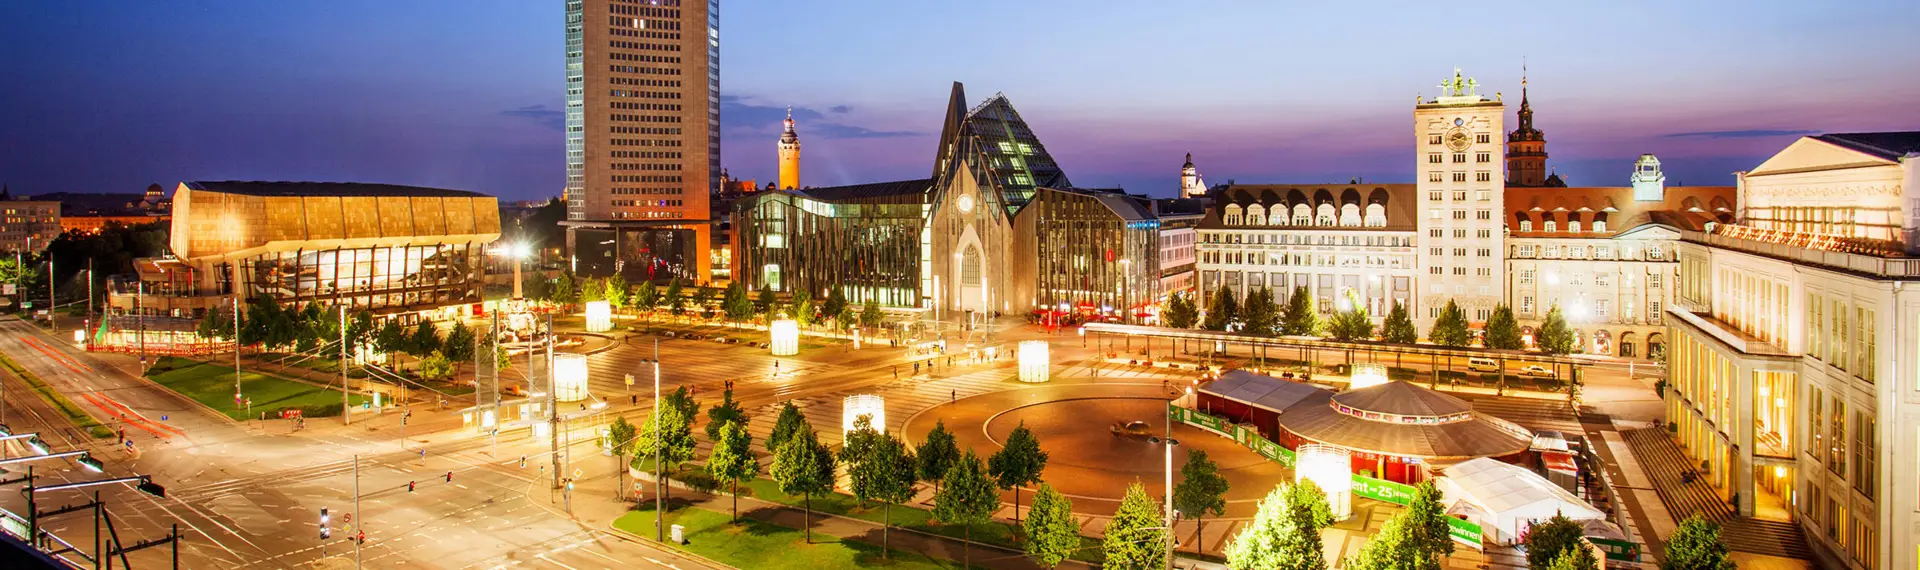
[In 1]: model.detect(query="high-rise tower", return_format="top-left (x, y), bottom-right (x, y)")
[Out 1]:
top-left (777, 107), bottom-right (801, 190)
top-left (1414, 68), bottom-right (1505, 327)
top-left (563, 0), bottom-right (720, 282)
top-left (1505, 67), bottom-right (1552, 187)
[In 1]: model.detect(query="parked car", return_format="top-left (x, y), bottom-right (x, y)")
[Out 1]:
top-left (1520, 365), bottom-right (1556, 378)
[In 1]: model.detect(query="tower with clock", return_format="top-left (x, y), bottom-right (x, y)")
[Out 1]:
top-left (1413, 68), bottom-right (1507, 329)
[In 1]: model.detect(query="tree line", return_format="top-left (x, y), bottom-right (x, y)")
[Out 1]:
top-left (1162, 284), bottom-right (1579, 355)
top-left (194, 296), bottom-right (485, 381)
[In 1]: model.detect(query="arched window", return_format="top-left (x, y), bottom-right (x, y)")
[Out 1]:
top-left (1316, 203), bottom-right (1336, 226)
top-left (1569, 221), bottom-right (1582, 233)
top-left (1520, 220), bottom-right (1533, 232)
top-left (1593, 220), bottom-right (1606, 233)
top-left (1246, 204), bottom-right (1266, 226)
top-left (1224, 204), bottom-right (1243, 226)
top-left (1339, 204), bottom-right (1361, 227)
top-left (1545, 220), bottom-right (1558, 233)
top-left (1364, 204), bottom-right (1387, 227)
top-left (961, 245), bottom-right (982, 287)
top-left (1292, 204), bottom-right (1311, 226)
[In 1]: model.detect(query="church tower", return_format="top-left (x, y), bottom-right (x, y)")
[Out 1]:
top-left (777, 107), bottom-right (801, 190)
top-left (1505, 68), bottom-right (1552, 187)
top-left (1179, 153), bottom-right (1207, 198)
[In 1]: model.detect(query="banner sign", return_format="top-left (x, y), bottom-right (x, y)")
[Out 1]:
top-left (1350, 474), bottom-right (1417, 504)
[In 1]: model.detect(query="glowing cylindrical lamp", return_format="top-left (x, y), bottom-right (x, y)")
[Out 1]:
top-left (1018, 340), bottom-right (1050, 383)
top-left (553, 353), bottom-right (590, 402)
top-left (770, 319), bottom-right (799, 356)
top-left (842, 395), bottom-right (886, 438)
top-left (1296, 444), bottom-right (1354, 520)
top-left (1348, 363), bottom-right (1389, 390)
top-left (584, 300), bottom-right (612, 332)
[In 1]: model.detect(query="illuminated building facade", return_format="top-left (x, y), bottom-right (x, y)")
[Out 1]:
top-left (1665, 132), bottom-right (1920, 570)
top-left (0, 195), bottom-right (60, 254)
top-left (1504, 156), bottom-right (1734, 359)
top-left (108, 181), bottom-right (501, 320)
top-left (562, 0), bottom-right (720, 283)
top-left (1415, 70), bottom-right (1506, 326)
top-left (1195, 183), bottom-right (1420, 318)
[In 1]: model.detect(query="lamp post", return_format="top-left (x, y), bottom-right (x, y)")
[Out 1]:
top-left (510, 242), bottom-right (529, 300)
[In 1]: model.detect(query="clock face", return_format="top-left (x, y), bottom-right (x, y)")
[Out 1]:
top-left (957, 194), bottom-right (975, 213)
top-left (1446, 127), bottom-right (1473, 151)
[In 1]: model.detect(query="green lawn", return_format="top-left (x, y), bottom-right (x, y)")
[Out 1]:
top-left (146, 357), bottom-right (371, 420)
top-left (735, 478), bottom-right (1105, 564)
top-left (612, 505), bottom-right (982, 570)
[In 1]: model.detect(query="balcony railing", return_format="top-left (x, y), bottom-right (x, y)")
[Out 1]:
top-left (1685, 227), bottom-right (1920, 278)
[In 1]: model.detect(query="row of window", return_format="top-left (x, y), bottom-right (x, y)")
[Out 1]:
top-left (1428, 209), bottom-right (1494, 220)
top-left (1427, 189), bottom-right (1493, 201)
top-left (1514, 243), bottom-right (1665, 261)
top-left (608, 125), bottom-right (681, 135)
top-left (1425, 151), bottom-right (1493, 164)
top-left (1427, 266), bottom-right (1494, 276)
top-left (609, 89), bottom-right (683, 99)
top-left (1427, 228), bottom-right (1492, 239)
top-left (1805, 292), bottom-right (1876, 383)
top-left (610, 174), bottom-right (682, 183)
top-left (1202, 250), bottom-right (1407, 269)
top-left (1201, 232), bottom-right (1413, 247)
top-left (1219, 203), bottom-right (1388, 228)
top-left (1427, 247), bottom-right (1494, 258)
top-left (611, 199), bottom-right (685, 207)
top-left (1517, 269), bottom-right (1664, 289)
top-left (1427, 133), bottom-right (1493, 145)
top-left (609, 138), bottom-right (681, 146)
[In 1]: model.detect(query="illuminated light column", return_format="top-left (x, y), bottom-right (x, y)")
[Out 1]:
top-left (553, 353), bottom-right (590, 402)
top-left (1348, 363), bottom-right (1389, 390)
top-left (584, 300), bottom-right (612, 333)
top-left (770, 319), bottom-right (799, 356)
top-left (1017, 340), bottom-right (1050, 383)
top-left (842, 395), bottom-right (885, 438)
top-left (1296, 444), bottom-right (1353, 521)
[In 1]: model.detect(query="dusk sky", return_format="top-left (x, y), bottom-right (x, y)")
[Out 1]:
top-left (3, 1), bottom-right (1917, 201)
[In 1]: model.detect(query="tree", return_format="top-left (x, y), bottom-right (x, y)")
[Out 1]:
top-left (850, 433), bottom-right (918, 558)
top-left (604, 274), bottom-right (629, 310)
top-left (634, 280), bottom-right (660, 316)
top-left (1345, 512), bottom-right (1431, 570)
top-left (1173, 450), bottom-right (1229, 553)
top-left (196, 308), bottom-right (226, 340)
top-left (1485, 304), bottom-right (1523, 349)
top-left (690, 286), bottom-right (714, 319)
top-left (1239, 286), bottom-right (1278, 336)
top-left (1024, 484), bottom-right (1078, 569)
top-left (1103, 482), bottom-right (1168, 570)
top-left (1523, 514), bottom-right (1586, 570)
top-left (637, 402), bottom-right (696, 504)
top-left (608, 416), bottom-right (637, 500)
top-left (839, 415), bottom-right (884, 503)
top-left (703, 386), bottom-right (746, 441)
top-left (408, 320), bottom-right (440, 361)
top-left (833, 306), bottom-right (857, 333)
top-left (915, 420), bottom-right (959, 495)
top-left (790, 289), bottom-right (814, 326)
top-left (1660, 515), bottom-right (1735, 570)
top-left (771, 426), bottom-right (836, 543)
top-left (1547, 544), bottom-right (1600, 570)
top-left (705, 420), bottom-right (758, 522)
top-left (1430, 300), bottom-right (1472, 347)
top-left (859, 298), bottom-right (883, 329)
top-left (1202, 285), bottom-right (1237, 331)
top-left (664, 386), bottom-right (700, 426)
top-left (374, 319), bottom-right (407, 365)
top-left (1280, 285), bottom-right (1323, 336)
top-left (767, 401), bottom-right (808, 452)
top-left (1403, 481), bottom-right (1455, 563)
top-left (346, 310), bottom-right (374, 352)
top-left (662, 279), bottom-right (685, 319)
top-left (1537, 305), bottom-right (1577, 355)
top-left (580, 277), bottom-right (606, 302)
top-left (416, 351), bottom-right (454, 380)
top-left (1163, 291), bottom-right (1198, 329)
top-left (1226, 483), bottom-right (1327, 570)
top-left (755, 285), bottom-right (776, 320)
top-left (551, 272), bottom-right (578, 306)
top-left (443, 321), bottom-right (476, 363)
top-left (1327, 291), bottom-right (1373, 342)
top-left (933, 450), bottom-right (998, 568)
top-left (1381, 301), bottom-right (1418, 344)
top-left (722, 281), bottom-right (753, 325)
top-left (822, 286), bottom-right (848, 322)
top-left (988, 422), bottom-right (1049, 527)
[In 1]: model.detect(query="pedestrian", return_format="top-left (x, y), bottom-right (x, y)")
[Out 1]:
top-left (892, 365), bottom-right (898, 380)
top-left (914, 362), bottom-right (920, 374)
top-left (631, 394), bottom-right (638, 405)
top-left (951, 389), bottom-right (956, 403)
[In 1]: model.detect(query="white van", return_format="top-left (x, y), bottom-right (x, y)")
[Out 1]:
top-left (1467, 357), bottom-right (1500, 372)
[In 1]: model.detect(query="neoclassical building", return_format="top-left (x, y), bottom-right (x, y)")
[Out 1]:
top-left (1505, 155), bottom-right (1734, 359)
top-left (1195, 183), bottom-right (1420, 317)
top-left (1666, 132), bottom-right (1919, 570)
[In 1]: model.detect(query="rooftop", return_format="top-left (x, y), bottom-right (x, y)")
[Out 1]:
top-left (184, 181), bottom-right (489, 199)
top-left (1812, 132), bottom-right (1920, 161)
top-left (794, 178), bottom-right (933, 202)
top-left (1506, 185), bottom-right (1734, 237)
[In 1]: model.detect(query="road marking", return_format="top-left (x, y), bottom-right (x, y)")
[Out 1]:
top-left (537, 553), bottom-right (582, 570)
top-left (580, 548), bottom-right (620, 563)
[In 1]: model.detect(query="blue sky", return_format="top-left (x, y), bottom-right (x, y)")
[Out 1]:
top-left (2, 0), bottom-right (1917, 200)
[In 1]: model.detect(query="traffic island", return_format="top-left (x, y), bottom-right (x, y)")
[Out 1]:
top-left (144, 356), bottom-right (372, 421)
top-left (612, 505), bottom-right (988, 570)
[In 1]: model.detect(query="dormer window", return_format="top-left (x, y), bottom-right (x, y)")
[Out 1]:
top-left (1544, 220), bottom-right (1557, 232)
top-left (1520, 220), bottom-right (1533, 232)
top-left (1569, 221), bottom-right (1582, 233)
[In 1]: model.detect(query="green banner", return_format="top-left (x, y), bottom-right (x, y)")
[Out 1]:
top-left (1350, 474), bottom-right (1417, 505)
top-left (1447, 517), bottom-right (1482, 545)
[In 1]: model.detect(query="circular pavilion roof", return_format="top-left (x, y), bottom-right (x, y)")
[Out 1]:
top-left (1278, 381), bottom-right (1532, 460)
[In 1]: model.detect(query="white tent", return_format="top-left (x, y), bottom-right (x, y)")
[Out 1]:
top-left (1436, 458), bottom-right (1606, 545)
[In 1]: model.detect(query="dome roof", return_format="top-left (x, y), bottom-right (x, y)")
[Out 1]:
top-left (1331, 381), bottom-right (1471, 418)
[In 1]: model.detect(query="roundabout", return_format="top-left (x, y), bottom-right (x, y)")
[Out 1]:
top-left (902, 382), bottom-right (1286, 517)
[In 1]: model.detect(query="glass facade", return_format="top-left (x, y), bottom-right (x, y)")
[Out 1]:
top-left (240, 244), bottom-right (483, 311)
top-left (732, 182), bottom-right (929, 306)
top-left (1030, 188), bottom-right (1159, 318)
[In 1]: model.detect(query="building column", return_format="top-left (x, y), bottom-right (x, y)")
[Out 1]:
top-left (1732, 361), bottom-right (1757, 517)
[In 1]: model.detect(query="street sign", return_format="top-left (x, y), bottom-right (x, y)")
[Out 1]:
top-left (624, 373), bottom-right (634, 386)
top-left (2, 284), bottom-right (14, 295)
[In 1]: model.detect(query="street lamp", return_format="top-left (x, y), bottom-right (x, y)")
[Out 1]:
top-left (1017, 341), bottom-right (1049, 383)
top-left (509, 242), bottom-right (531, 299)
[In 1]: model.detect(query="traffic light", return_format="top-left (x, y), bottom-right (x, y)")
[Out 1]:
top-left (444, 471), bottom-right (452, 483)
top-left (407, 481), bottom-right (416, 492)
top-left (357, 531), bottom-right (366, 545)
top-left (319, 508), bottom-right (331, 539)
top-left (136, 480), bottom-right (166, 498)
top-left (76, 454), bottom-right (104, 473)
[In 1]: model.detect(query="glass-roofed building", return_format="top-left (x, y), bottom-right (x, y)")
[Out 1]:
top-left (732, 83), bottom-right (1161, 323)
